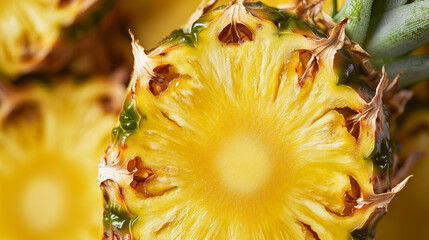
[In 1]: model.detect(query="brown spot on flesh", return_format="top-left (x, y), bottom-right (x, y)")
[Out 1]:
top-left (299, 222), bottom-right (321, 240)
top-left (218, 22), bottom-right (254, 45)
top-left (335, 107), bottom-right (360, 141)
top-left (127, 157), bottom-right (154, 190)
top-left (343, 176), bottom-right (361, 216)
top-left (296, 50), bottom-right (319, 87)
top-left (154, 221), bottom-right (173, 234)
top-left (161, 111), bottom-right (183, 128)
top-left (323, 175), bottom-right (362, 217)
top-left (126, 157), bottom-right (139, 172)
top-left (149, 64), bottom-right (180, 96)
top-left (127, 157), bottom-right (177, 197)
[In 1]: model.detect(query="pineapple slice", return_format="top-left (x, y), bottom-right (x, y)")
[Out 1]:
top-left (0, 0), bottom-right (114, 79)
top-left (99, 1), bottom-right (409, 239)
top-left (0, 73), bottom-right (126, 239)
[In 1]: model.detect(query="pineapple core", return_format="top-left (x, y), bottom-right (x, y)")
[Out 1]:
top-left (214, 134), bottom-right (272, 193)
top-left (20, 174), bottom-right (65, 232)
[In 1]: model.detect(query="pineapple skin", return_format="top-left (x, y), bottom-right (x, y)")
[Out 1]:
top-left (0, 73), bottom-right (126, 240)
top-left (99, 1), bottom-right (408, 239)
top-left (120, 0), bottom-right (344, 49)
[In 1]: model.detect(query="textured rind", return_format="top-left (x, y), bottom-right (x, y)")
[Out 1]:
top-left (112, 97), bottom-right (144, 146)
top-left (101, 180), bottom-right (138, 240)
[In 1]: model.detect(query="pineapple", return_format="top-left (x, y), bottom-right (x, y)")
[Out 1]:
top-left (97, 0), bottom-right (423, 239)
top-left (0, 73), bottom-right (126, 239)
top-left (0, 0), bottom-right (115, 79)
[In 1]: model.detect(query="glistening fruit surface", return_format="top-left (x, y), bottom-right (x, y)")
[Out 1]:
top-left (99, 2), bottom-right (406, 239)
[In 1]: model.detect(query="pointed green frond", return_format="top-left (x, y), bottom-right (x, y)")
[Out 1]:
top-left (365, 1), bottom-right (429, 59)
top-left (374, 55), bottom-right (429, 89)
top-left (372, 0), bottom-right (407, 14)
top-left (334, 0), bottom-right (373, 45)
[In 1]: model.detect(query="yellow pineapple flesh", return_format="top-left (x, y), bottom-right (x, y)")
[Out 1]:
top-left (99, 1), bottom-right (408, 239)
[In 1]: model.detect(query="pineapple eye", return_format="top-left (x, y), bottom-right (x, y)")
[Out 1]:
top-left (335, 107), bottom-right (360, 141)
top-left (127, 156), bottom-right (178, 198)
top-left (300, 222), bottom-right (320, 240)
top-left (343, 176), bottom-right (362, 216)
top-left (218, 22), bottom-right (254, 45)
top-left (149, 64), bottom-right (181, 96)
top-left (296, 49), bottom-right (319, 87)
top-left (128, 157), bottom-right (154, 193)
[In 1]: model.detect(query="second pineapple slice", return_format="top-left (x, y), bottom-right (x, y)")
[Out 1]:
top-left (0, 73), bottom-right (126, 239)
top-left (99, 1), bottom-right (408, 239)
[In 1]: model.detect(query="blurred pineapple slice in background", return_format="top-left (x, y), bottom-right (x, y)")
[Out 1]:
top-left (0, 0), bottom-right (115, 79)
top-left (0, 72), bottom-right (126, 240)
